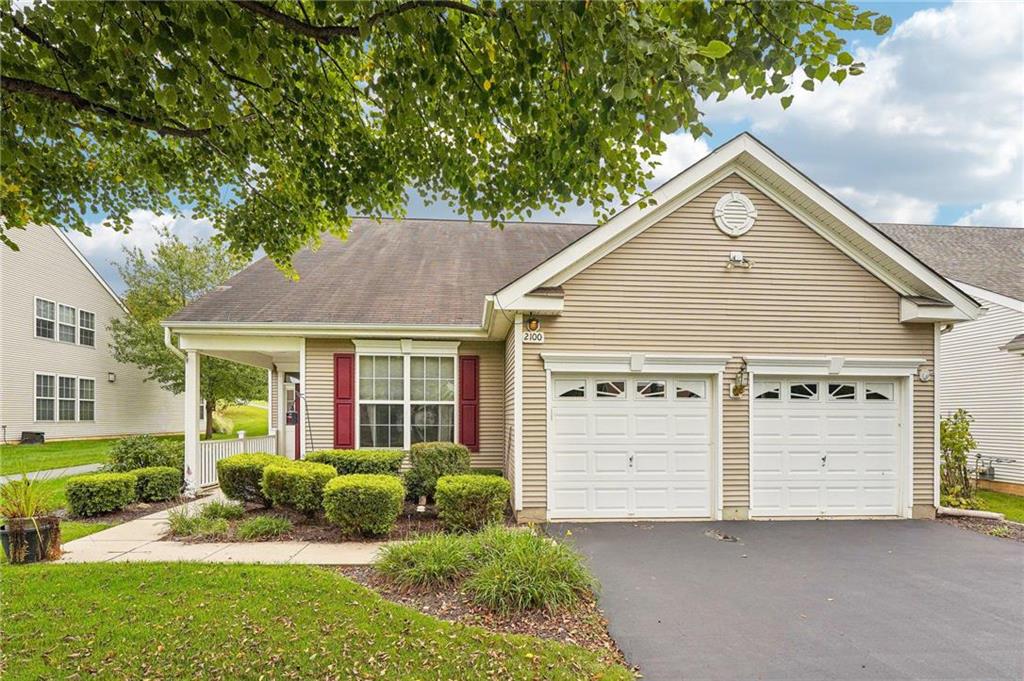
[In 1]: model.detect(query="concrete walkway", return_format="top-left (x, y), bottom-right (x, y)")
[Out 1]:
top-left (1, 462), bottom-right (103, 483)
top-left (59, 493), bottom-right (385, 565)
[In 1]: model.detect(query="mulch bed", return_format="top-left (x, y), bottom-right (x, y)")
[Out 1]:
top-left (59, 497), bottom-right (186, 525)
top-left (937, 516), bottom-right (1024, 542)
top-left (337, 565), bottom-right (631, 672)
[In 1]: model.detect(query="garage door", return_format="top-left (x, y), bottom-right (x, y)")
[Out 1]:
top-left (549, 375), bottom-right (713, 519)
top-left (751, 378), bottom-right (901, 517)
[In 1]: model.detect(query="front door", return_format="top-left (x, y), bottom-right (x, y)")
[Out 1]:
top-left (284, 374), bottom-right (301, 459)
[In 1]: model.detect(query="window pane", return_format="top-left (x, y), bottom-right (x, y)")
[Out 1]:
top-left (79, 329), bottom-right (95, 346)
top-left (865, 382), bottom-right (893, 401)
top-left (35, 318), bottom-right (55, 339)
top-left (374, 356), bottom-right (389, 377)
top-left (59, 305), bottom-right (76, 324)
top-left (556, 379), bottom-right (586, 399)
top-left (36, 299), bottom-right (54, 320)
top-left (596, 381), bottom-right (625, 398)
top-left (59, 323), bottom-right (76, 343)
top-left (79, 401), bottom-right (95, 421)
top-left (410, 375), bottom-right (425, 400)
top-left (36, 374), bottom-right (54, 397)
top-left (36, 399), bottom-right (54, 421)
top-left (59, 399), bottom-right (76, 421)
top-left (675, 380), bottom-right (705, 399)
top-left (789, 382), bottom-right (818, 400)
top-left (637, 380), bottom-right (666, 398)
top-left (59, 376), bottom-right (76, 399)
top-left (828, 383), bottom-right (856, 400)
top-left (754, 381), bottom-right (780, 400)
top-left (440, 358), bottom-right (454, 380)
top-left (411, 404), bottom-right (455, 445)
top-left (79, 379), bottom-right (95, 400)
top-left (359, 404), bottom-right (403, 447)
top-left (79, 310), bottom-right (95, 330)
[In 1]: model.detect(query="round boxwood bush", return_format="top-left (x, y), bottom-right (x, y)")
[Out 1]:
top-left (261, 460), bottom-right (336, 516)
top-left (436, 474), bottom-right (511, 532)
top-left (216, 453), bottom-right (283, 506)
top-left (131, 466), bottom-right (182, 502)
top-left (323, 474), bottom-right (405, 537)
top-left (306, 449), bottom-right (404, 476)
top-left (66, 473), bottom-right (137, 517)
top-left (405, 442), bottom-right (471, 501)
top-left (106, 435), bottom-right (183, 472)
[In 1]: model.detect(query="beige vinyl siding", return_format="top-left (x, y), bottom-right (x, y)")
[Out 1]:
top-left (940, 298), bottom-right (1024, 485)
top-left (0, 225), bottom-right (182, 440)
top-left (521, 174), bottom-right (935, 512)
top-left (302, 337), bottom-right (506, 467)
top-left (459, 341), bottom-right (506, 469)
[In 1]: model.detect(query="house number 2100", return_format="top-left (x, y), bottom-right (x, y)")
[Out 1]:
top-left (522, 331), bottom-right (545, 344)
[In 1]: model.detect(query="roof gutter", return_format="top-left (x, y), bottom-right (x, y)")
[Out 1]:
top-left (164, 326), bottom-right (185, 360)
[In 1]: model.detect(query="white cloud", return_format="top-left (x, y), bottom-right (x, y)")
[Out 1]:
top-left (955, 200), bottom-right (1024, 227)
top-left (644, 134), bottom-right (711, 187)
top-left (702, 1), bottom-right (1023, 221)
top-left (829, 186), bottom-right (939, 224)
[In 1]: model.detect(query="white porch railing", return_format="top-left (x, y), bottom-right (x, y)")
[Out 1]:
top-left (197, 434), bottom-right (280, 488)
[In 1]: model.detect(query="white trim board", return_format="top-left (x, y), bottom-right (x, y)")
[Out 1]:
top-left (744, 355), bottom-right (927, 377)
top-left (950, 280), bottom-right (1024, 313)
top-left (541, 352), bottom-right (731, 375)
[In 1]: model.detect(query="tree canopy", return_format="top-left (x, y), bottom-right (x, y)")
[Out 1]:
top-left (108, 229), bottom-right (266, 437)
top-left (1, 0), bottom-right (889, 271)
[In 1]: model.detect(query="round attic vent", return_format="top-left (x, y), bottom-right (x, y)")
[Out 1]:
top-left (713, 191), bottom-right (757, 237)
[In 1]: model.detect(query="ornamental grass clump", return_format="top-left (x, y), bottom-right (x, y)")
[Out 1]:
top-left (236, 515), bottom-right (293, 541)
top-left (375, 533), bottom-right (480, 589)
top-left (200, 500), bottom-right (246, 521)
top-left (167, 506), bottom-right (230, 539)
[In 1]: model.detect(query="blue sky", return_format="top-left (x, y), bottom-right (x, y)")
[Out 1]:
top-left (69, 1), bottom-right (1023, 293)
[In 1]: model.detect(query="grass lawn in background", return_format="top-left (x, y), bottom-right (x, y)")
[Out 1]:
top-left (209, 403), bottom-right (268, 440)
top-left (976, 489), bottom-right (1024, 523)
top-left (0, 562), bottom-right (630, 680)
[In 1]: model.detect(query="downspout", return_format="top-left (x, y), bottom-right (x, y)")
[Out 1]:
top-left (164, 326), bottom-right (185, 359)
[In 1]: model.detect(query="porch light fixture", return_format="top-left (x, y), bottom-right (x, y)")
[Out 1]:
top-left (725, 251), bottom-right (753, 270)
top-left (731, 363), bottom-right (749, 398)
top-left (107, 372), bottom-right (116, 383)
top-left (526, 316), bottom-right (541, 332)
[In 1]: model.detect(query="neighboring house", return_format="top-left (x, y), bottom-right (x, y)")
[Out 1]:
top-left (0, 225), bottom-right (182, 442)
top-left (877, 224), bottom-right (1024, 495)
top-left (164, 133), bottom-right (981, 520)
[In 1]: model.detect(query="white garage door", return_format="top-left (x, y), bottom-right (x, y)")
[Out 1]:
top-left (548, 375), bottom-right (713, 519)
top-left (751, 378), bottom-right (902, 517)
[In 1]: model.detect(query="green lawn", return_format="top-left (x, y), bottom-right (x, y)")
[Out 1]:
top-left (0, 563), bottom-right (630, 680)
top-left (977, 489), bottom-right (1024, 523)
top-left (1, 403), bottom-right (268, 475)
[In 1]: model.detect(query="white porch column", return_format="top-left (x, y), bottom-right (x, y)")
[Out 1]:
top-left (184, 350), bottom-right (201, 497)
top-left (275, 366), bottom-right (286, 455)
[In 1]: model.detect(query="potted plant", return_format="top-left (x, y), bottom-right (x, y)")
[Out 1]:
top-left (0, 477), bottom-right (62, 564)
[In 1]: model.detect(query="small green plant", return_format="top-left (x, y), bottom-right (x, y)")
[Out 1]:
top-left (131, 466), bottom-right (182, 502)
top-left (405, 442), bottom-right (471, 501)
top-left (323, 474), bottom-right (405, 537)
top-left (216, 453), bottom-right (283, 506)
top-left (236, 515), bottom-right (293, 541)
top-left (940, 409), bottom-right (980, 508)
top-left (987, 525), bottom-right (1013, 538)
top-left (106, 435), bottom-right (183, 472)
top-left (435, 474), bottom-right (511, 532)
top-left (261, 461), bottom-right (336, 516)
top-left (306, 449), bottom-right (405, 476)
top-left (65, 473), bottom-right (137, 517)
top-left (167, 507), bottom-right (230, 539)
top-left (200, 500), bottom-right (246, 521)
top-left (375, 533), bottom-right (480, 589)
top-left (0, 477), bottom-right (61, 563)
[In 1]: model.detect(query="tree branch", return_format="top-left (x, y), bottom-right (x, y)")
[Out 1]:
top-left (1, 75), bottom-right (213, 138)
top-left (232, 0), bottom-right (495, 42)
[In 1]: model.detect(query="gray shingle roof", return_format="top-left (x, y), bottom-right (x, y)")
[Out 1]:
top-left (168, 218), bottom-right (596, 326)
top-left (875, 223), bottom-right (1024, 302)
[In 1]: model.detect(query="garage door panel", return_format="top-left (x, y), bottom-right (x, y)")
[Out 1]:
top-left (549, 374), bottom-right (713, 519)
top-left (752, 378), bottom-right (902, 517)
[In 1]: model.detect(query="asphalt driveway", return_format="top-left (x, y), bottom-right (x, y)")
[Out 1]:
top-left (549, 520), bottom-right (1023, 681)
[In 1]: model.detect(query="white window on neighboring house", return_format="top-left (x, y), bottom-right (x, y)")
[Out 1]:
top-left (35, 298), bottom-right (56, 339)
top-left (410, 356), bottom-right (455, 445)
top-left (79, 310), bottom-right (96, 347)
top-left (58, 304), bottom-right (77, 343)
top-left (35, 374), bottom-right (56, 421)
top-left (79, 378), bottom-right (96, 421)
top-left (58, 376), bottom-right (77, 421)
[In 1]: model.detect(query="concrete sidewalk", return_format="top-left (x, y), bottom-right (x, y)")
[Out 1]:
top-left (59, 493), bottom-right (384, 565)
top-left (1, 462), bottom-right (103, 483)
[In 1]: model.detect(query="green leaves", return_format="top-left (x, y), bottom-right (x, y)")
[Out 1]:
top-left (1, 0), bottom-right (882, 267)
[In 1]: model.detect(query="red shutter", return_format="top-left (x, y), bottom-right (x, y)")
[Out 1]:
top-left (333, 353), bottom-right (355, 448)
top-left (459, 355), bottom-right (480, 453)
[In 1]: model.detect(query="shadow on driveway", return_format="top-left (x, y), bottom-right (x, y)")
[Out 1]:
top-left (548, 520), bottom-right (1023, 681)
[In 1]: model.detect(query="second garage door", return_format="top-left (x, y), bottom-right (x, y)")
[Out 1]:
top-left (548, 375), bottom-right (714, 519)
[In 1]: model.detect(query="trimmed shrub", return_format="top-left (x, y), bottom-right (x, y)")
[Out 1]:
top-left (463, 527), bottom-right (597, 614)
top-left (131, 466), bottom-right (181, 502)
top-left (323, 474), bottom-right (405, 537)
top-left (236, 515), bottom-right (293, 541)
top-left (261, 461), bottom-right (336, 516)
top-left (107, 435), bottom-right (183, 472)
top-left (200, 500), bottom-right (246, 520)
top-left (66, 473), bottom-right (137, 517)
top-left (306, 449), bottom-right (404, 476)
top-left (436, 474), bottom-right (511, 532)
top-left (376, 533), bottom-right (479, 589)
top-left (405, 442), bottom-right (471, 501)
top-left (217, 453), bottom-right (282, 506)
top-left (470, 468), bottom-right (505, 477)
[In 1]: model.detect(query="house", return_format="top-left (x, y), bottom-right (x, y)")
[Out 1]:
top-left (877, 224), bottom-right (1024, 495)
top-left (164, 133), bottom-right (982, 520)
top-left (0, 225), bottom-right (182, 442)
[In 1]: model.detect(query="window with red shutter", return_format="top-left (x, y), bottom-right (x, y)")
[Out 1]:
top-left (459, 355), bottom-right (480, 453)
top-left (333, 353), bottom-right (355, 448)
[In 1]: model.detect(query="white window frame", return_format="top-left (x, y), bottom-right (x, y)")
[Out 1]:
top-left (353, 340), bottom-right (460, 451)
top-left (34, 297), bottom-right (56, 340)
top-left (409, 355), bottom-right (457, 446)
top-left (356, 354), bottom-right (406, 449)
top-left (78, 377), bottom-right (96, 421)
top-left (57, 304), bottom-right (77, 344)
top-left (34, 372), bottom-right (56, 421)
top-left (78, 309), bottom-right (96, 347)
